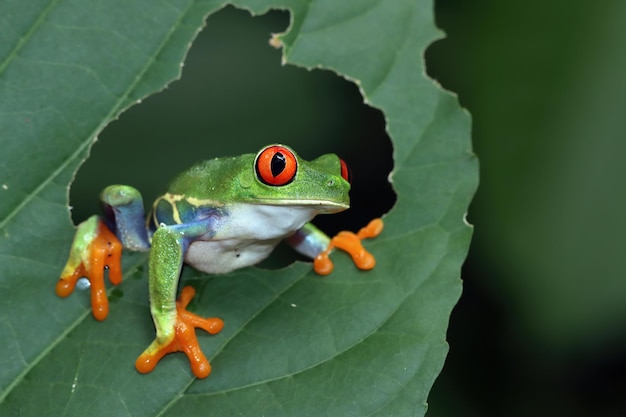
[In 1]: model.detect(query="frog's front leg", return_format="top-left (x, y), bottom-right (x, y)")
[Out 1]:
top-left (287, 219), bottom-right (384, 275)
top-left (135, 221), bottom-right (224, 379)
top-left (56, 185), bottom-right (150, 321)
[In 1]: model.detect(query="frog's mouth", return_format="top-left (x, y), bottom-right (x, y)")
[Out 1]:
top-left (255, 198), bottom-right (349, 213)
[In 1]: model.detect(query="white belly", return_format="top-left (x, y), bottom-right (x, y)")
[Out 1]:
top-left (185, 237), bottom-right (282, 274)
top-left (184, 204), bottom-right (318, 274)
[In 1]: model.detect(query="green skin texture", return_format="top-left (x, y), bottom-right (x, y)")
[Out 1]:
top-left (73, 144), bottom-right (351, 360)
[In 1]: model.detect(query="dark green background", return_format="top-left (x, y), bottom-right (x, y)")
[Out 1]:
top-left (428, 0), bottom-right (626, 416)
top-left (72, 1), bottom-right (626, 415)
top-left (71, 7), bottom-right (394, 234)
top-left (72, 6), bottom-right (395, 265)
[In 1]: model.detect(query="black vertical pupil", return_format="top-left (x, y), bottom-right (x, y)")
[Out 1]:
top-left (271, 152), bottom-right (286, 177)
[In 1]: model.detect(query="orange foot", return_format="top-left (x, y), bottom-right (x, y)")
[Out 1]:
top-left (135, 286), bottom-right (224, 379)
top-left (314, 218), bottom-right (384, 275)
top-left (56, 218), bottom-right (122, 321)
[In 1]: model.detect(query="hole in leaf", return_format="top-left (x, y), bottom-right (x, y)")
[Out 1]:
top-left (70, 6), bottom-right (395, 268)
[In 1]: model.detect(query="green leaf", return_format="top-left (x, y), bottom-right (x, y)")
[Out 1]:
top-left (0, 1), bottom-right (476, 416)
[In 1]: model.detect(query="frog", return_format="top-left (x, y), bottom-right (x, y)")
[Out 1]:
top-left (57, 144), bottom-right (383, 379)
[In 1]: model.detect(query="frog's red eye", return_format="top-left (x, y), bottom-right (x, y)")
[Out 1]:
top-left (255, 145), bottom-right (298, 186)
top-left (340, 159), bottom-right (351, 183)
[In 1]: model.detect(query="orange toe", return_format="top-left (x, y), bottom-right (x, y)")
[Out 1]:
top-left (57, 220), bottom-right (123, 321)
top-left (314, 218), bottom-right (383, 275)
top-left (136, 286), bottom-right (224, 379)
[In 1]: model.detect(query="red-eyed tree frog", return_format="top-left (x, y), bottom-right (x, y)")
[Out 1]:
top-left (57, 144), bottom-right (383, 378)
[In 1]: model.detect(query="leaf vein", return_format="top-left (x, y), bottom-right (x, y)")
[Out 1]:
top-left (0, 0), bottom-right (61, 77)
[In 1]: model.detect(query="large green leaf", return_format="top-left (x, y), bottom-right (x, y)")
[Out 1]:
top-left (0, 1), bottom-right (476, 416)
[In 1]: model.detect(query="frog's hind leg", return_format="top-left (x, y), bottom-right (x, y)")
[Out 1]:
top-left (57, 185), bottom-right (150, 320)
top-left (135, 220), bottom-right (224, 379)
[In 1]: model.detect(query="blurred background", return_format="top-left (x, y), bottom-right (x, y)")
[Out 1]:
top-left (427, 0), bottom-right (626, 415)
top-left (71, 1), bottom-right (626, 416)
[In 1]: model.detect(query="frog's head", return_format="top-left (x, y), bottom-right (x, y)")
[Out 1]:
top-left (237, 144), bottom-right (351, 213)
